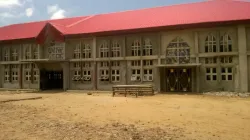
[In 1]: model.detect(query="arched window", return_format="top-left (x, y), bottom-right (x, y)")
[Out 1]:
top-left (33, 47), bottom-right (39, 59)
top-left (73, 43), bottom-right (81, 59)
top-left (11, 48), bottom-right (18, 61)
top-left (24, 45), bottom-right (31, 59)
top-left (166, 37), bottom-right (190, 64)
top-left (143, 38), bottom-right (153, 56)
top-left (82, 43), bottom-right (91, 58)
top-left (131, 39), bottom-right (141, 56)
top-left (205, 34), bottom-right (216, 53)
top-left (111, 41), bottom-right (120, 57)
top-left (100, 41), bottom-right (109, 58)
top-left (220, 34), bottom-right (232, 52)
top-left (4, 49), bottom-right (9, 61)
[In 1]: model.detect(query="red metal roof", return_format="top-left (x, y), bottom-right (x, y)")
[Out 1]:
top-left (1, 0), bottom-right (250, 41)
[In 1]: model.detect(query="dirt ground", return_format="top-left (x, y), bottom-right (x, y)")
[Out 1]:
top-left (0, 92), bottom-right (250, 140)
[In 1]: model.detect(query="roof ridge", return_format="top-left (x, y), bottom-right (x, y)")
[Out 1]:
top-left (66, 15), bottom-right (95, 28)
top-left (49, 22), bottom-right (66, 27)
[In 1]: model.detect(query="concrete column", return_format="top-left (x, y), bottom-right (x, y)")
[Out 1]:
top-left (62, 62), bottom-right (69, 91)
top-left (0, 65), bottom-right (3, 88)
top-left (92, 37), bottom-right (97, 90)
top-left (124, 36), bottom-right (128, 85)
top-left (157, 33), bottom-right (162, 92)
top-left (19, 64), bottom-right (23, 89)
top-left (194, 32), bottom-right (200, 92)
top-left (238, 25), bottom-right (248, 92)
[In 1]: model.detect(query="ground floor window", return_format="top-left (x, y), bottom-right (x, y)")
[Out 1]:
top-left (100, 69), bottom-right (109, 81)
top-left (73, 70), bottom-right (81, 81)
top-left (12, 71), bottom-right (18, 81)
top-left (25, 71), bottom-right (32, 81)
top-left (206, 68), bottom-right (217, 81)
top-left (143, 69), bottom-right (153, 81)
top-left (111, 69), bottom-right (120, 82)
top-left (83, 70), bottom-right (91, 81)
top-left (33, 70), bottom-right (39, 82)
top-left (131, 69), bottom-right (141, 81)
top-left (221, 67), bottom-right (233, 81)
top-left (4, 71), bottom-right (10, 82)
top-left (23, 63), bottom-right (39, 83)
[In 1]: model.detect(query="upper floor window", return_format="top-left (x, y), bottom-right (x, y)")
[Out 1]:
top-left (4, 49), bottom-right (10, 61)
top-left (131, 60), bottom-right (141, 67)
top-left (111, 41), bottom-right (120, 57)
top-left (220, 34), bottom-right (232, 52)
top-left (33, 47), bottom-right (39, 59)
top-left (131, 40), bottom-right (141, 56)
top-left (73, 62), bottom-right (81, 68)
top-left (74, 43), bottom-right (81, 59)
top-left (205, 57), bottom-right (217, 64)
top-left (11, 49), bottom-right (18, 61)
top-left (82, 44), bottom-right (91, 58)
top-left (220, 56), bottom-right (233, 64)
top-left (48, 41), bottom-right (64, 59)
top-left (166, 37), bottom-right (190, 64)
top-left (100, 41), bottom-right (109, 58)
top-left (143, 39), bottom-right (153, 56)
top-left (100, 62), bottom-right (109, 67)
top-left (25, 47), bottom-right (31, 59)
top-left (111, 61), bottom-right (120, 67)
top-left (143, 60), bottom-right (153, 66)
top-left (205, 34), bottom-right (216, 53)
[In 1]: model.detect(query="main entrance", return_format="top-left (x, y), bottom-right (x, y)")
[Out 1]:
top-left (166, 68), bottom-right (191, 92)
top-left (40, 70), bottom-right (63, 90)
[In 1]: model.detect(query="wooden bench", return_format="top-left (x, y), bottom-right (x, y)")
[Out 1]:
top-left (112, 85), bottom-right (154, 97)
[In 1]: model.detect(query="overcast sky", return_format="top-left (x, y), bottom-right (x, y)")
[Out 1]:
top-left (0, 0), bottom-right (203, 26)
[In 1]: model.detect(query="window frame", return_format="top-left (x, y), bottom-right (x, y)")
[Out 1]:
top-left (11, 48), bottom-right (18, 61)
top-left (111, 69), bottom-right (120, 82)
top-left (143, 38), bottom-right (153, 56)
top-left (82, 44), bottom-right (91, 58)
top-left (100, 69), bottom-right (109, 81)
top-left (4, 65), bottom-right (10, 82)
top-left (33, 47), bottom-right (39, 59)
top-left (4, 49), bottom-right (10, 61)
top-left (205, 34), bottom-right (216, 53)
top-left (205, 67), bottom-right (217, 81)
top-left (131, 69), bottom-right (141, 81)
top-left (221, 67), bottom-right (233, 81)
top-left (100, 41), bottom-right (109, 58)
top-left (111, 41), bottom-right (121, 57)
top-left (73, 43), bottom-right (81, 59)
top-left (143, 69), bottom-right (153, 81)
top-left (220, 34), bottom-right (232, 52)
top-left (131, 40), bottom-right (141, 56)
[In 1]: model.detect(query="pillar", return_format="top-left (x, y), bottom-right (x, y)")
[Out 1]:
top-left (93, 37), bottom-right (97, 90)
top-left (62, 62), bottom-right (69, 91)
top-left (238, 25), bottom-right (248, 92)
top-left (194, 32), bottom-right (200, 92)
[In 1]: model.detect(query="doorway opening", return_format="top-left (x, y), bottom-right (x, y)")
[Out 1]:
top-left (40, 70), bottom-right (63, 90)
top-left (165, 68), bottom-right (192, 92)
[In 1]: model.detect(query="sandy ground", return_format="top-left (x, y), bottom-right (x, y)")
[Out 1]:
top-left (0, 92), bottom-right (250, 140)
